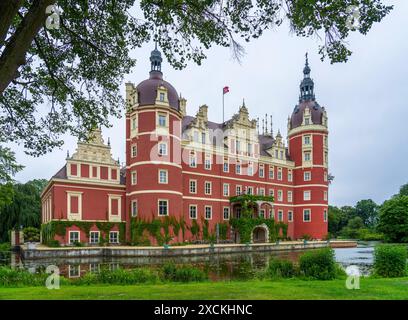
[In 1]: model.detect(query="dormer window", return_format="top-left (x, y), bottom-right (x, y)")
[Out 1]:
top-left (159, 92), bottom-right (165, 102)
top-left (304, 117), bottom-right (310, 125)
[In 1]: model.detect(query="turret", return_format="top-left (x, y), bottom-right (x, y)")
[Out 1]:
top-left (288, 54), bottom-right (329, 240)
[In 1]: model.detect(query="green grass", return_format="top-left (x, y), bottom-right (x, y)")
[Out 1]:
top-left (1, 277), bottom-right (408, 300)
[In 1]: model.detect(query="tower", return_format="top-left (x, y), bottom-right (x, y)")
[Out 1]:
top-left (125, 46), bottom-right (184, 243)
top-left (288, 54), bottom-right (329, 240)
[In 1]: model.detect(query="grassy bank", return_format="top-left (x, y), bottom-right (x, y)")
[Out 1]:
top-left (1, 277), bottom-right (408, 300)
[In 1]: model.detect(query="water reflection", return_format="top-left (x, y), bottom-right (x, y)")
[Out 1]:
top-left (0, 242), bottom-right (377, 280)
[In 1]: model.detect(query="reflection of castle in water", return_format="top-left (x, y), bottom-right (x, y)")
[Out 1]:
top-left (16, 250), bottom-right (306, 279)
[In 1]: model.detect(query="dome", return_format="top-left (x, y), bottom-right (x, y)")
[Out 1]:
top-left (290, 100), bottom-right (324, 129)
top-left (136, 71), bottom-right (180, 110)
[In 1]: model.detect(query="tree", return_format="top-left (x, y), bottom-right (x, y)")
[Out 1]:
top-left (328, 205), bottom-right (349, 236)
top-left (0, 179), bottom-right (47, 242)
top-left (398, 183), bottom-right (408, 197)
top-left (377, 195), bottom-right (408, 243)
top-left (0, 0), bottom-right (392, 161)
top-left (0, 146), bottom-right (23, 208)
top-left (355, 199), bottom-right (379, 227)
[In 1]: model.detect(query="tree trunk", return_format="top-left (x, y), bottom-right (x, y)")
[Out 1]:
top-left (0, 0), bottom-right (24, 47)
top-left (0, 0), bottom-right (55, 94)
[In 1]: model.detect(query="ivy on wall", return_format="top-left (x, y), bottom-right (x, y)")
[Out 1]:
top-left (228, 194), bottom-right (288, 243)
top-left (130, 216), bottom-right (186, 246)
top-left (41, 221), bottom-right (126, 244)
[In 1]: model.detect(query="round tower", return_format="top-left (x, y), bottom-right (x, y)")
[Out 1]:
top-left (125, 45), bottom-right (183, 243)
top-left (288, 54), bottom-right (329, 240)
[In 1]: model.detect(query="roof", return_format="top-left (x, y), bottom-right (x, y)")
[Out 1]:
top-left (290, 99), bottom-right (323, 129)
top-left (136, 71), bottom-right (179, 110)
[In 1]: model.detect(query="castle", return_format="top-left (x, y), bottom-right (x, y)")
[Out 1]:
top-left (40, 47), bottom-right (329, 246)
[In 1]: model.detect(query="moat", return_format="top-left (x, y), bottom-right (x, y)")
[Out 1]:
top-left (0, 241), bottom-right (375, 280)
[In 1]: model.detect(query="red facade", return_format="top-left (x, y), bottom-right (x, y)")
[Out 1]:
top-left (41, 51), bottom-right (329, 245)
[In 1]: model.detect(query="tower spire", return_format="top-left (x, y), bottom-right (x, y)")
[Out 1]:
top-left (150, 43), bottom-right (162, 73)
top-left (299, 52), bottom-right (315, 102)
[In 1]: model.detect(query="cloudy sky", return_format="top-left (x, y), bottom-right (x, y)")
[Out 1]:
top-left (10, 0), bottom-right (408, 207)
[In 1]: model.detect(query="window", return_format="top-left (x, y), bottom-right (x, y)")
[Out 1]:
top-left (189, 152), bottom-right (197, 168)
top-left (277, 190), bottom-right (283, 202)
top-left (324, 209), bottom-right (328, 222)
top-left (278, 210), bottom-right (283, 221)
top-left (131, 116), bottom-right (137, 130)
top-left (236, 161), bottom-right (241, 174)
top-left (269, 167), bottom-right (274, 179)
top-left (304, 152), bottom-right (311, 162)
top-left (303, 209), bottom-right (311, 222)
top-left (247, 143), bottom-right (252, 156)
top-left (159, 92), bottom-right (165, 101)
top-left (236, 207), bottom-right (241, 219)
top-left (236, 185), bottom-right (242, 195)
top-left (205, 206), bottom-right (212, 220)
top-left (304, 135), bottom-right (311, 145)
top-left (189, 205), bottom-right (197, 219)
top-left (131, 200), bottom-right (138, 217)
top-left (304, 190), bottom-right (311, 201)
top-left (189, 180), bottom-right (197, 194)
top-left (288, 211), bottom-right (293, 222)
top-left (193, 131), bottom-right (199, 142)
top-left (158, 169), bottom-right (168, 184)
top-left (304, 171), bottom-right (311, 181)
top-left (248, 162), bottom-right (253, 176)
top-left (324, 152), bottom-right (328, 164)
top-left (275, 150), bottom-right (278, 158)
top-left (158, 142), bottom-right (167, 156)
top-left (204, 155), bottom-right (211, 170)
top-left (287, 191), bottom-right (293, 203)
top-left (324, 191), bottom-right (328, 201)
top-left (69, 231), bottom-right (80, 244)
top-left (158, 200), bottom-right (168, 216)
top-left (223, 158), bottom-right (229, 172)
top-left (131, 144), bottom-right (137, 158)
top-left (324, 171), bottom-right (328, 182)
top-left (277, 168), bottom-right (282, 180)
top-left (247, 186), bottom-right (253, 195)
top-left (205, 181), bottom-right (212, 195)
top-left (223, 183), bottom-right (229, 196)
top-left (89, 231), bottom-right (99, 244)
top-left (259, 164), bottom-right (264, 178)
top-left (223, 207), bottom-right (230, 220)
top-left (324, 136), bottom-right (328, 147)
top-left (304, 117), bottom-right (310, 125)
top-left (288, 170), bottom-right (293, 182)
top-left (109, 231), bottom-right (119, 244)
top-left (259, 209), bottom-right (265, 218)
top-left (259, 188), bottom-right (265, 196)
top-left (158, 114), bottom-right (167, 127)
top-left (201, 132), bottom-right (206, 144)
top-left (280, 151), bottom-right (284, 159)
top-left (131, 171), bottom-right (137, 185)
top-left (269, 189), bottom-right (274, 197)
top-left (235, 140), bottom-right (241, 153)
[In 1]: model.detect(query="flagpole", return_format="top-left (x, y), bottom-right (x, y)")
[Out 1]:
top-left (222, 89), bottom-right (225, 124)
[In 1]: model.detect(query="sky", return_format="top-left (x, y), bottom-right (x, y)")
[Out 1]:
top-left (9, 0), bottom-right (408, 207)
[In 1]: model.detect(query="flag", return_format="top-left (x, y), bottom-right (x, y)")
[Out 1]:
top-left (223, 86), bottom-right (229, 94)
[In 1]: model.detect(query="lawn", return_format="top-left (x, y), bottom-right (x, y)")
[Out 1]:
top-left (1, 277), bottom-right (408, 300)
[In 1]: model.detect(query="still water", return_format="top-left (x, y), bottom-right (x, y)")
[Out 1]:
top-left (0, 242), bottom-right (377, 280)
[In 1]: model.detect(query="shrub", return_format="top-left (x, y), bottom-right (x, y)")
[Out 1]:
top-left (299, 248), bottom-right (336, 280)
top-left (93, 267), bottom-right (160, 285)
top-left (23, 227), bottom-right (40, 242)
top-left (0, 267), bottom-right (45, 287)
top-left (374, 244), bottom-right (407, 277)
top-left (267, 259), bottom-right (296, 278)
top-left (300, 234), bottom-right (312, 241)
top-left (0, 243), bottom-right (11, 251)
top-left (161, 263), bottom-right (207, 282)
top-left (46, 240), bottom-right (60, 247)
